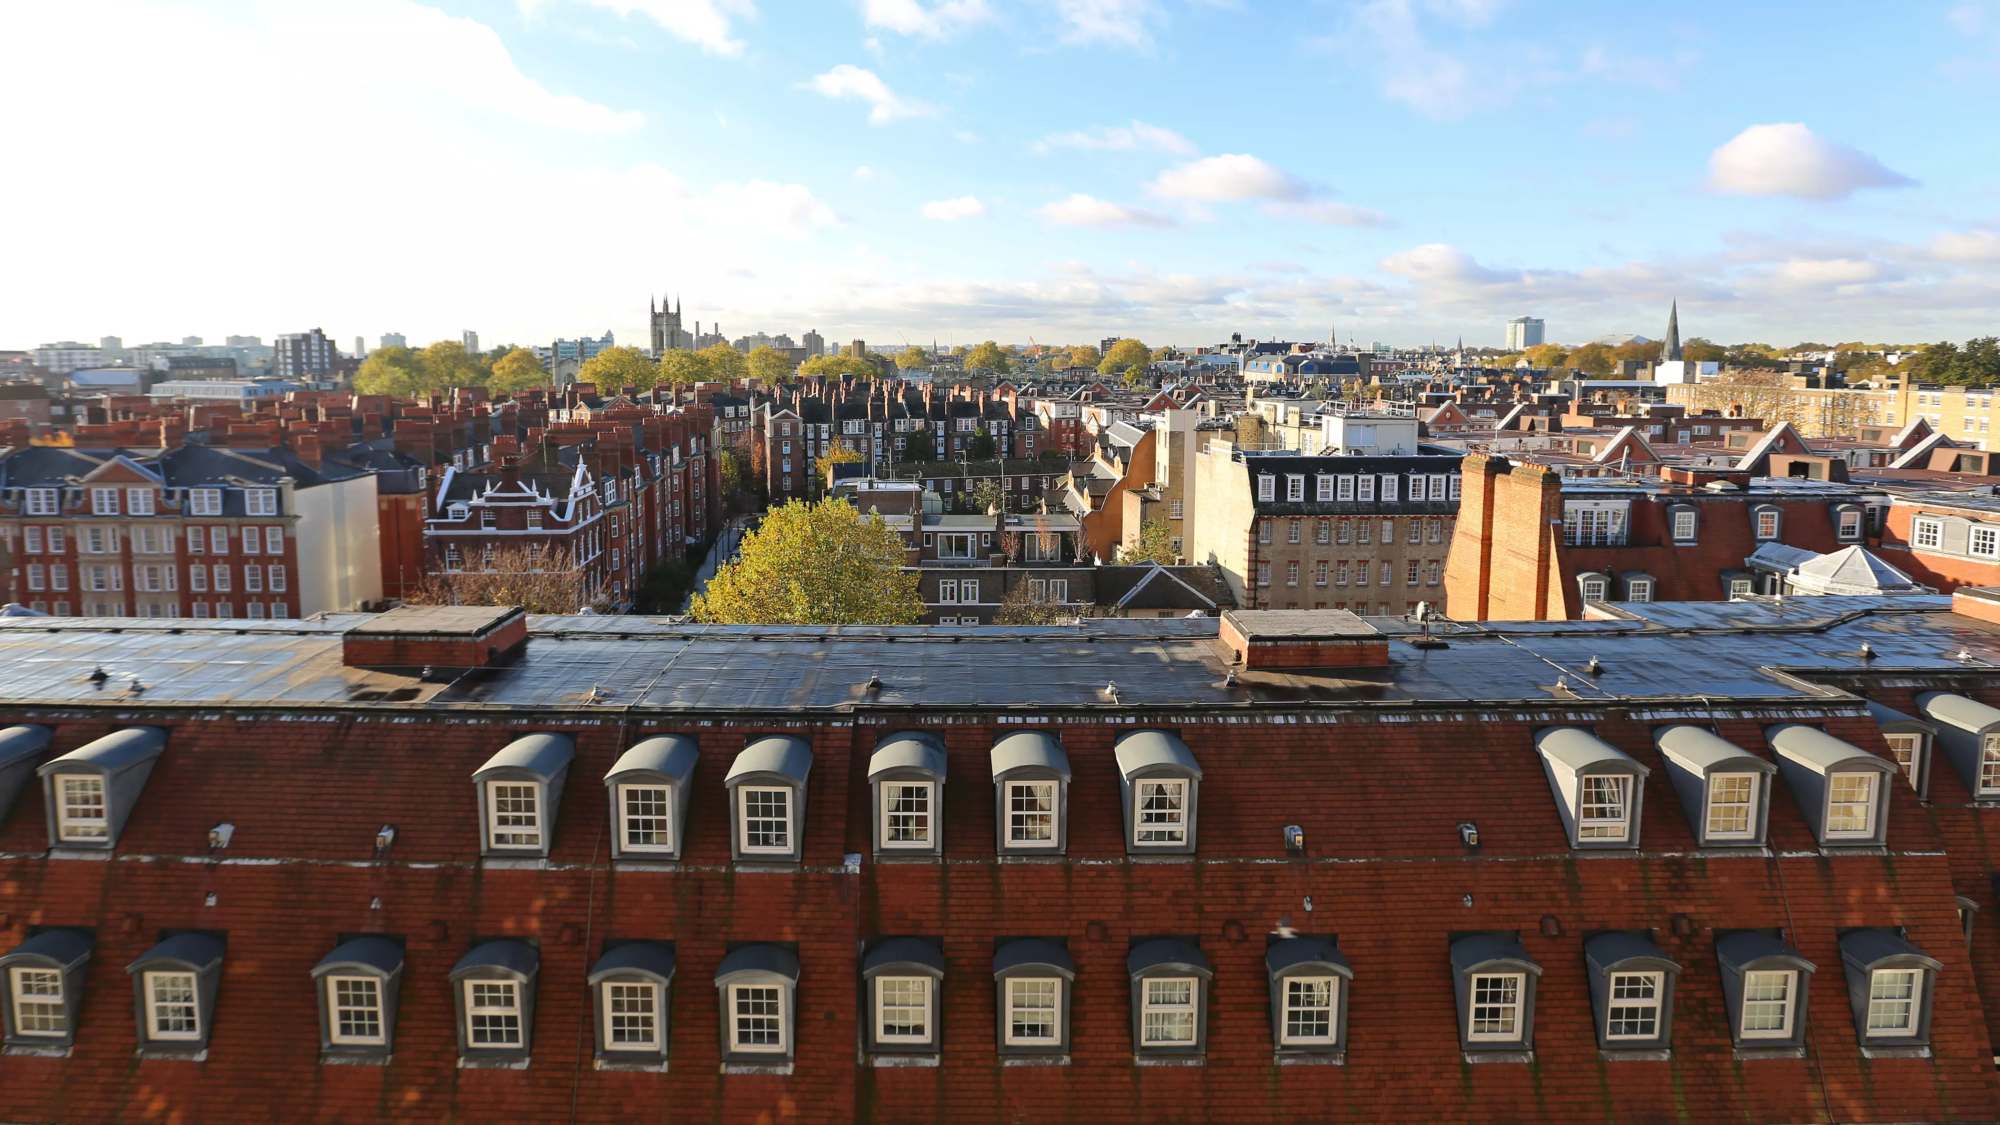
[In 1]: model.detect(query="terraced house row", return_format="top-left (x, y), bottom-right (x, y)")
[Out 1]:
top-left (5, 600), bottom-right (2000, 1123)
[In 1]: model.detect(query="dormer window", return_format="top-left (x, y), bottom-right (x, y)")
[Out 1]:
top-left (37, 727), bottom-right (167, 850)
top-left (991, 731), bottom-right (1070, 855)
top-left (588, 942), bottom-right (674, 1067)
top-left (450, 940), bottom-right (538, 1065)
top-left (603, 735), bottom-right (698, 861)
top-left (128, 933), bottom-right (225, 1058)
top-left (1768, 724), bottom-right (1894, 847)
top-left (1114, 730), bottom-right (1201, 854)
top-left (1266, 936), bottom-right (1352, 1057)
top-left (1835, 505), bottom-right (1864, 540)
top-left (473, 733), bottom-right (574, 858)
top-left (862, 938), bottom-right (945, 1057)
top-left (1669, 506), bottom-right (1697, 542)
top-left (190, 488), bottom-right (222, 516)
top-left (1655, 725), bottom-right (1777, 847)
top-left (714, 944), bottom-right (800, 1067)
top-left (1285, 474), bottom-right (1304, 502)
top-left (994, 939), bottom-right (1073, 1056)
top-left (1915, 692), bottom-right (2000, 802)
top-left (1576, 571), bottom-right (1610, 604)
top-left (1451, 933), bottom-right (1540, 1061)
top-left (1752, 504), bottom-right (1781, 540)
top-left (1838, 930), bottom-right (1939, 1055)
top-left (1257, 474), bottom-right (1274, 502)
top-left (1534, 727), bottom-right (1648, 849)
top-left (0, 725), bottom-right (53, 829)
top-left (1717, 930), bottom-right (1815, 1054)
top-left (1128, 939), bottom-right (1210, 1058)
top-left (869, 732), bottom-right (946, 858)
top-left (1584, 932), bottom-right (1681, 1053)
top-left (312, 937), bottom-right (404, 1060)
top-left (1622, 572), bottom-right (1654, 603)
top-left (725, 737), bottom-right (813, 864)
top-left (1, 928), bottom-right (92, 1050)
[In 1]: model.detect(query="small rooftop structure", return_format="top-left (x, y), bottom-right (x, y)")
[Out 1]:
top-left (342, 604), bottom-right (529, 669)
top-left (1746, 544), bottom-right (1933, 598)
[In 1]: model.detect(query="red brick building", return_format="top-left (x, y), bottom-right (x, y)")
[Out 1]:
top-left (0, 603), bottom-right (1997, 1123)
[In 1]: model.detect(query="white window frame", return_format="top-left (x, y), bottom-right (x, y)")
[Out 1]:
top-left (145, 970), bottom-right (202, 1041)
top-left (1704, 773), bottom-right (1759, 840)
top-left (737, 786), bottom-right (793, 854)
top-left (601, 980), bottom-right (662, 1051)
top-left (1627, 579), bottom-right (1654, 603)
top-left (1467, 973), bottom-right (1525, 1041)
top-left (1738, 970), bottom-right (1796, 1038)
top-left (1336, 475), bottom-right (1355, 501)
top-left (485, 780), bottom-right (542, 849)
top-left (1378, 474), bottom-right (1398, 502)
top-left (1140, 976), bottom-right (1199, 1046)
top-left (327, 975), bottom-right (386, 1046)
top-left (1981, 734), bottom-right (2000, 796)
top-left (1839, 508), bottom-right (1865, 541)
top-left (1577, 775), bottom-right (1630, 840)
top-left (1864, 968), bottom-right (1922, 1037)
top-left (9, 967), bottom-right (66, 1038)
top-left (464, 979), bottom-right (523, 1047)
top-left (1913, 518), bottom-right (1941, 550)
top-left (1134, 778), bottom-right (1188, 844)
top-left (880, 780), bottom-right (934, 848)
top-left (1604, 971), bottom-right (1663, 1041)
top-left (1285, 475), bottom-right (1304, 502)
top-left (1883, 734), bottom-right (1922, 789)
top-left (91, 487), bottom-right (120, 516)
top-left (247, 488), bottom-right (278, 516)
top-left (1006, 781), bottom-right (1058, 848)
top-left (1279, 976), bottom-right (1338, 1046)
top-left (1824, 772), bottom-right (1877, 839)
top-left (1005, 977), bottom-right (1060, 1045)
top-left (1316, 475), bottom-right (1334, 502)
top-left (616, 783), bottom-right (674, 853)
top-left (1672, 510), bottom-right (1697, 541)
top-left (1256, 475), bottom-right (1275, 502)
top-left (25, 488), bottom-right (58, 516)
top-left (728, 983), bottom-right (788, 1053)
top-left (190, 488), bottom-right (222, 516)
top-left (873, 976), bottom-right (933, 1044)
top-left (56, 774), bottom-right (107, 841)
top-left (1356, 476), bottom-right (1375, 502)
top-left (1580, 577), bottom-right (1609, 603)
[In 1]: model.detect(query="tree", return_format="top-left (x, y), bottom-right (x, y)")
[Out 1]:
top-left (1611, 340), bottom-right (1656, 367)
top-left (1150, 346), bottom-right (1177, 363)
top-left (718, 448), bottom-right (745, 499)
top-left (487, 347), bottom-right (549, 394)
top-left (1067, 344), bottom-right (1101, 369)
top-left (656, 349), bottom-right (712, 389)
top-left (994, 580), bottom-right (1073, 625)
top-left (1120, 364), bottom-right (1151, 390)
top-left (747, 345), bottom-right (796, 385)
top-left (902, 427), bottom-right (937, 462)
top-left (895, 346), bottom-right (929, 369)
top-left (1098, 338), bottom-right (1151, 374)
top-left (1566, 343), bottom-right (1615, 377)
top-left (964, 340), bottom-right (1011, 373)
top-left (1682, 338), bottom-right (1727, 364)
top-left (576, 346), bottom-right (660, 392)
top-left (1522, 343), bottom-right (1569, 369)
top-left (967, 476), bottom-right (1005, 514)
top-left (799, 354), bottom-right (877, 379)
top-left (815, 444), bottom-right (866, 481)
top-left (1907, 338), bottom-right (2000, 386)
top-left (967, 428), bottom-right (997, 460)
top-left (409, 544), bottom-right (602, 614)
top-left (690, 498), bottom-right (925, 624)
top-left (631, 557), bottom-right (698, 615)
top-left (699, 342), bottom-right (749, 382)
top-left (417, 340), bottom-right (489, 390)
top-left (1120, 518), bottom-right (1177, 565)
top-left (353, 345), bottom-right (424, 396)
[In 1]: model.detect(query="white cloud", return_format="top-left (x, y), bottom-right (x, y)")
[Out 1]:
top-left (1267, 200), bottom-right (1389, 227)
top-left (1037, 193), bottom-right (1177, 228)
top-left (862, 0), bottom-right (991, 38)
top-left (921, 195), bottom-right (987, 220)
top-left (521, 0), bottom-right (756, 57)
top-left (1037, 120), bottom-right (1195, 155)
top-left (1707, 123), bottom-right (1915, 201)
top-left (1051, 0), bottom-right (1159, 48)
top-left (702, 180), bottom-right (839, 239)
top-left (1151, 153), bottom-right (1308, 201)
top-left (802, 64), bottom-right (937, 123)
top-left (1929, 229), bottom-right (2000, 263)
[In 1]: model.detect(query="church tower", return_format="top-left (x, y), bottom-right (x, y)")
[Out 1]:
top-left (650, 295), bottom-right (687, 355)
top-left (1661, 300), bottom-right (1682, 363)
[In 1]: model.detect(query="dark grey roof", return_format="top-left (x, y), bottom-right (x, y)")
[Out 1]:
top-left (714, 944), bottom-right (800, 984)
top-left (1535, 727), bottom-right (1647, 776)
top-left (1583, 932), bottom-right (1679, 973)
top-left (991, 731), bottom-right (1069, 780)
top-left (588, 942), bottom-right (676, 984)
top-left (313, 937), bottom-right (404, 977)
top-left (1916, 691), bottom-right (2000, 734)
top-left (474, 732), bottom-right (574, 780)
top-left (1449, 934), bottom-right (1539, 974)
top-left (1265, 936), bottom-right (1351, 978)
top-left (1768, 724), bottom-right (1892, 775)
top-left (606, 735), bottom-right (699, 783)
top-left (868, 731), bottom-right (945, 781)
top-left (726, 736), bottom-right (813, 785)
top-left (1096, 564), bottom-right (1227, 611)
top-left (1127, 938), bottom-right (1211, 977)
top-left (1114, 729), bottom-right (1201, 778)
top-left (37, 727), bottom-right (165, 777)
top-left (131, 933), bottom-right (224, 972)
top-left (1655, 725), bottom-right (1776, 775)
top-left (862, 938), bottom-right (945, 976)
top-left (992, 939), bottom-right (1074, 978)
top-left (1, 928), bottom-right (93, 969)
top-left (1717, 931), bottom-right (1814, 973)
top-left (450, 940), bottom-right (538, 980)
top-left (0, 724), bottom-right (51, 770)
top-left (1836, 929), bottom-right (1940, 972)
top-left (1866, 701), bottom-right (1934, 733)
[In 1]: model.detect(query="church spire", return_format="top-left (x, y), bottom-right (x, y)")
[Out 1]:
top-left (1663, 300), bottom-right (1682, 362)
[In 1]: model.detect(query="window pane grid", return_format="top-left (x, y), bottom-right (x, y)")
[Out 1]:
top-left (876, 977), bottom-right (930, 1041)
top-left (605, 982), bottom-right (658, 1048)
top-left (732, 985), bottom-right (784, 1049)
top-left (488, 783), bottom-right (540, 847)
top-left (1982, 737), bottom-right (2000, 794)
top-left (1282, 977), bottom-right (1335, 1043)
top-left (467, 981), bottom-right (522, 1046)
top-left (1007, 782), bottom-right (1056, 845)
top-left (883, 783), bottom-right (932, 845)
top-left (1826, 773), bottom-right (1876, 836)
top-left (620, 785), bottom-right (672, 850)
top-left (740, 788), bottom-right (791, 852)
top-left (1706, 774), bottom-right (1756, 838)
top-left (1141, 978), bottom-right (1197, 1044)
top-left (330, 977), bottom-right (384, 1045)
top-left (1740, 970), bottom-right (1793, 1036)
top-left (58, 775), bottom-right (107, 839)
top-left (1578, 775), bottom-right (1630, 839)
top-left (1469, 974), bottom-right (1522, 1040)
top-left (148, 972), bottom-right (200, 1040)
top-left (1135, 780), bottom-right (1186, 843)
top-left (1605, 972), bottom-right (1660, 1039)
top-left (1866, 969), bottom-right (1919, 1034)
top-left (10, 968), bottom-right (65, 1036)
top-left (1007, 978), bottom-right (1058, 1043)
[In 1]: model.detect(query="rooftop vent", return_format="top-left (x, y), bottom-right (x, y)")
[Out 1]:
top-left (1218, 610), bottom-right (1388, 670)
top-left (341, 605), bottom-right (528, 670)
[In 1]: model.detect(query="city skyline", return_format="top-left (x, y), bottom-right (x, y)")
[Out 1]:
top-left (4, 1), bottom-right (1998, 349)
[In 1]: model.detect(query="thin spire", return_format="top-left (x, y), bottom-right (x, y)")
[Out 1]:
top-left (1663, 300), bottom-right (1682, 363)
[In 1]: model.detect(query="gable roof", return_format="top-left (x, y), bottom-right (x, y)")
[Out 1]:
top-left (1731, 421), bottom-right (1813, 474)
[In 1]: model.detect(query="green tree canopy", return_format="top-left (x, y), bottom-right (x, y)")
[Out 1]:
top-left (1120, 518), bottom-right (1178, 565)
top-left (576, 346), bottom-right (660, 392)
top-left (896, 346), bottom-right (930, 369)
top-left (1522, 343), bottom-right (1569, 369)
top-left (1906, 338), bottom-right (2000, 386)
top-left (902, 427), bottom-right (937, 462)
top-left (964, 340), bottom-right (1011, 373)
top-left (417, 340), bottom-right (489, 389)
top-left (486, 347), bottom-right (549, 394)
top-left (1066, 344), bottom-right (1101, 369)
top-left (967, 428), bottom-right (997, 460)
top-left (656, 348), bottom-right (712, 389)
top-left (747, 345), bottom-right (796, 385)
top-left (352, 345), bottom-right (424, 397)
top-left (1098, 338), bottom-right (1151, 374)
top-left (967, 476), bottom-right (1005, 514)
top-left (815, 444), bottom-right (866, 480)
top-left (698, 342), bottom-right (749, 382)
top-left (1682, 338), bottom-right (1727, 364)
top-left (690, 498), bottom-right (925, 625)
top-left (799, 354), bottom-right (878, 379)
top-left (1566, 342), bottom-right (1615, 377)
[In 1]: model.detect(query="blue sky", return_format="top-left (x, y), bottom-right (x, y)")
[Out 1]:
top-left (4, 0), bottom-right (1999, 351)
